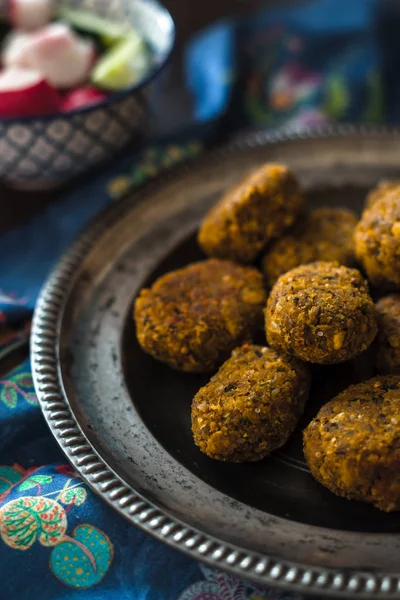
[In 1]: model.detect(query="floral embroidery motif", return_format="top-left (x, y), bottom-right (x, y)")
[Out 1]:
top-left (0, 465), bottom-right (113, 589)
top-left (178, 565), bottom-right (302, 600)
top-left (107, 140), bottom-right (203, 200)
top-left (0, 369), bottom-right (37, 409)
top-left (0, 322), bottom-right (31, 362)
top-left (18, 474), bottom-right (53, 492)
top-left (59, 486), bottom-right (87, 507)
top-left (178, 566), bottom-right (267, 600)
top-left (0, 465), bottom-right (27, 498)
top-left (50, 525), bottom-right (113, 588)
top-left (0, 496), bottom-right (67, 549)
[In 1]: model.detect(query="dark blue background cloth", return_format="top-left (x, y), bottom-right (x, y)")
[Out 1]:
top-left (0, 0), bottom-right (396, 597)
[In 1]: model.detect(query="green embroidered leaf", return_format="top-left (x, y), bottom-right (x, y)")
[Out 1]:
top-left (18, 475), bottom-right (52, 491)
top-left (0, 496), bottom-right (67, 550)
top-left (363, 71), bottom-right (384, 124)
top-left (23, 392), bottom-right (38, 406)
top-left (60, 487), bottom-right (87, 506)
top-left (323, 75), bottom-right (349, 120)
top-left (1, 387), bottom-right (17, 408)
top-left (0, 467), bottom-right (24, 495)
top-left (17, 480), bottom-right (36, 491)
top-left (13, 373), bottom-right (33, 390)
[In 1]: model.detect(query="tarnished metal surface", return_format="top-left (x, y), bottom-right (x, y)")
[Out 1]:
top-left (32, 127), bottom-right (400, 597)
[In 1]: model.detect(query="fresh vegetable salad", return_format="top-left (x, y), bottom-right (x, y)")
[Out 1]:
top-left (0, 0), bottom-right (151, 117)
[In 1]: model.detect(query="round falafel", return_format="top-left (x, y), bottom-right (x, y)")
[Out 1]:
top-left (375, 294), bottom-right (400, 374)
top-left (192, 344), bottom-right (310, 462)
top-left (266, 261), bottom-right (377, 364)
top-left (262, 207), bottom-right (357, 287)
top-left (198, 163), bottom-right (303, 264)
top-left (303, 376), bottom-right (400, 512)
top-left (134, 259), bottom-right (267, 373)
top-left (365, 180), bottom-right (400, 209)
top-left (354, 191), bottom-right (400, 289)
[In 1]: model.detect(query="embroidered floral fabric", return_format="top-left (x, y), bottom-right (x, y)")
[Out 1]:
top-left (0, 0), bottom-right (397, 597)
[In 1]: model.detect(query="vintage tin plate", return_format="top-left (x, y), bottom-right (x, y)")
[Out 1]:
top-left (32, 127), bottom-right (400, 598)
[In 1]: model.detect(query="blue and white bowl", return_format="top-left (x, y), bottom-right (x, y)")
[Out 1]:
top-left (0, 0), bottom-right (175, 188)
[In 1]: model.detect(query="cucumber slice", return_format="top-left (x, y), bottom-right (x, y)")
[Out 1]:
top-left (91, 33), bottom-right (150, 91)
top-left (58, 8), bottom-right (129, 44)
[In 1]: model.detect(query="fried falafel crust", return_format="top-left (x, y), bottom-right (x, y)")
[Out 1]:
top-left (355, 191), bottom-right (400, 288)
top-left (192, 344), bottom-right (310, 462)
top-left (376, 294), bottom-right (400, 374)
top-left (365, 180), bottom-right (400, 209)
top-left (266, 261), bottom-right (377, 364)
top-left (198, 163), bottom-right (303, 263)
top-left (262, 207), bottom-right (357, 287)
top-left (134, 259), bottom-right (267, 372)
top-left (303, 376), bottom-right (400, 512)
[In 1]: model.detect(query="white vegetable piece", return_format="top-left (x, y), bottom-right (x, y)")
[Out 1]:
top-left (3, 23), bottom-right (95, 89)
top-left (2, 30), bottom-right (34, 67)
top-left (9, 0), bottom-right (53, 31)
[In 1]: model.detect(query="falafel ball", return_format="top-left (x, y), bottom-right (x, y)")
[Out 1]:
top-left (134, 259), bottom-right (267, 373)
top-left (354, 192), bottom-right (400, 289)
top-left (303, 376), bottom-right (400, 512)
top-left (198, 163), bottom-right (303, 264)
top-left (266, 261), bottom-right (377, 364)
top-left (192, 344), bottom-right (310, 462)
top-left (262, 207), bottom-right (357, 287)
top-left (365, 180), bottom-right (400, 209)
top-left (375, 294), bottom-right (400, 374)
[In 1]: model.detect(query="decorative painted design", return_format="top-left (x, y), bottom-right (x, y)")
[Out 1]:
top-left (178, 566), bottom-right (267, 600)
top-left (0, 497), bottom-right (67, 550)
top-left (0, 322), bottom-right (31, 361)
top-left (323, 75), bottom-right (349, 120)
top-left (50, 525), bottom-right (113, 588)
top-left (0, 465), bottom-right (113, 589)
top-left (0, 370), bottom-right (37, 409)
top-left (363, 71), bottom-right (384, 124)
top-left (0, 465), bottom-right (26, 497)
top-left (18, 474), bottom-right (53, 492)
top-left (178, 565), bottom-right (302, 600)
top-left (245, 60), bottom-right (322, 126)
top-left (107, 140), bottom-right (203, 200)
top-left (59, 486), bottom-right (87, 507)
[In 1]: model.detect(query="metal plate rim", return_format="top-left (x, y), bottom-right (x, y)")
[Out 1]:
top-left (31, 125), bottom-right (400, 598)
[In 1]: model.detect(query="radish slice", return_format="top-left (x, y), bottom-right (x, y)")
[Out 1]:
top-left (9, 0), bottom-right (53, 31)
top-left (4, 23), bottom-right (96, 89)
top-left (0, 67), bottom-right (60, 117)
top-left (60, 86), bottom-right (109, 112)
top-left (2, 30), bottom-right (34, 67)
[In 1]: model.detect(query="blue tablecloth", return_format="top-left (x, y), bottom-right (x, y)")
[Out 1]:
top-left (0, 0), bottom-right (397, 597)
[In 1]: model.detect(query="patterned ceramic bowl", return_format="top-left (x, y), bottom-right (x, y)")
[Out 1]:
top-left (0, 0), bottom-right (175, 189)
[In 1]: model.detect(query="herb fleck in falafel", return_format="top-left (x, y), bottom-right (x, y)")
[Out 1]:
top-left (134, 259), bottom-right (266, 373)
top-left (266, 261), bottom-right (377, 364)
top-left (262, 207), bottom-right (357, 287)
top-left (198, 163), bottom-right (303, 263)
top-left (354, 191), bottom-right (400, 289)
top-left (303, 376), bottom-right (400, 512)
top-left (192, 344), bottom-right (310, 462)
top-left (376, 294), bottom-right (400, 374)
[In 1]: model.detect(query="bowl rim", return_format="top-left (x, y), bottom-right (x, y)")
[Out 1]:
top-left (0, 0), bottom-right (176, 124)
